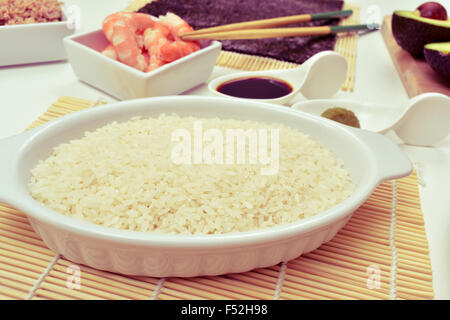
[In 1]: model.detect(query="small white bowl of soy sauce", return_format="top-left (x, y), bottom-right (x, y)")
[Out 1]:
top-left (208, 51), bottom-right (348, 105)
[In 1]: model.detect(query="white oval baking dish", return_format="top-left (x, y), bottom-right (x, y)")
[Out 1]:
top-left (0, 96), bottom-right (412, 277)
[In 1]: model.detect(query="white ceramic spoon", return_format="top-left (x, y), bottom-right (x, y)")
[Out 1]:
top-left (208, 51), bottom-right (348, 104)
top-left (291, 92), bottom-right (450, 146)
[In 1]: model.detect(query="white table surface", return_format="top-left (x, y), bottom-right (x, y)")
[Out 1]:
top-left (0, 0), bottom-right (448, 299)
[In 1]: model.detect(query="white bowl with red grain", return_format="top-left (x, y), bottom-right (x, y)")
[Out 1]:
top-left (0, 0), bottom-right (75, 66)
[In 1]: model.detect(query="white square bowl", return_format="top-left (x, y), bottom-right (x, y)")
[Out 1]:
top-left (0, 8), bottom-right (75, 66)
top-left (64, 29), bottom-right (222, 100)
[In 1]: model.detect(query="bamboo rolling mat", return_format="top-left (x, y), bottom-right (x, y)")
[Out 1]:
top-left (125, 1), bottom-right (360, 92)
top-left (0, 96), bottom-right (434, 300)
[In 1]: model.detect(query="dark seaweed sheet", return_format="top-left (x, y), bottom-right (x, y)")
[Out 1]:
top-left (138, 0), bottom-right (344, 64)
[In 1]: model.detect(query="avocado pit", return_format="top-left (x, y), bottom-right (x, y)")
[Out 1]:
top-left (416, 2), bottom-right (448, 20)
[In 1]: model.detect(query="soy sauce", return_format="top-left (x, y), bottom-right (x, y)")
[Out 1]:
top-left (217, 77), bottom-right (293, 99)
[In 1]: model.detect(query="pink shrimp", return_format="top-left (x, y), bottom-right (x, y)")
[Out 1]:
top-left (156, 13), bottom-right (201, 64)
top-left (102, 12), bottom-right (154, 71)
top-left (158, 12), bottom-right (195, 38)
top-left (159, 40), bottom-right (200, 62)
top-left (143, 22), bottom-right (172, 72)
top-left (101, 44), bottom-right (117, 60)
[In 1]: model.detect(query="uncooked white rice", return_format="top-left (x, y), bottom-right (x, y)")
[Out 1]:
top-left (28, 114), bottom-right (354, 235)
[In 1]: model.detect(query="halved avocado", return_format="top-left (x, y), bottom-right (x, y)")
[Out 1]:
top-left (424, 42), bottom-right (450, 80)
top-left (392, 10), bottom-right (450, 58)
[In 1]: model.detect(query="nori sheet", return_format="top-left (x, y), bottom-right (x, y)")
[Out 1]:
top-left (137, 0), bottom-right (344, 64)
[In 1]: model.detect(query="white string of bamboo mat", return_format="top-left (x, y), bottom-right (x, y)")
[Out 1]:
top-left (273, 261), bottom-right (287, 300)
top-left (412, 161), bottom-right (426, 187)
top-left (389, 181), bottom-right (398, 300)
top-left (151, 278), bottom-right (166, 300)
top-left (0, 96), bottom-right (434, 300)
top-left (334, 3), bottom-right (359, 91)
top-left (25, 255), bottom-right (60, 300)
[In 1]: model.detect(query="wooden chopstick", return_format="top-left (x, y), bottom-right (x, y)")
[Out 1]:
top-left (181, 24), bottom-right (379, 41)
top-left (180, 9), bottom-right (353, 37)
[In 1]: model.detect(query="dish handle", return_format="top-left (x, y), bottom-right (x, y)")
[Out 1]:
top-left (0, 129), bottom-right (39, 203)
top-left (353, 129), bottom-right (413, 182)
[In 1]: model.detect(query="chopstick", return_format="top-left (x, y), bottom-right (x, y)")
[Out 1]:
top-left (180, 9), bottom-right (353, 37)
top-left (181, 23), bottom-right (379, 41)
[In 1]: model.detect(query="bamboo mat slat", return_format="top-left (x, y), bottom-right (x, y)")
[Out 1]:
top-left (0, 96), bottom-right (433, 300)
top-left (124, 1), bottom-right (359, 92)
